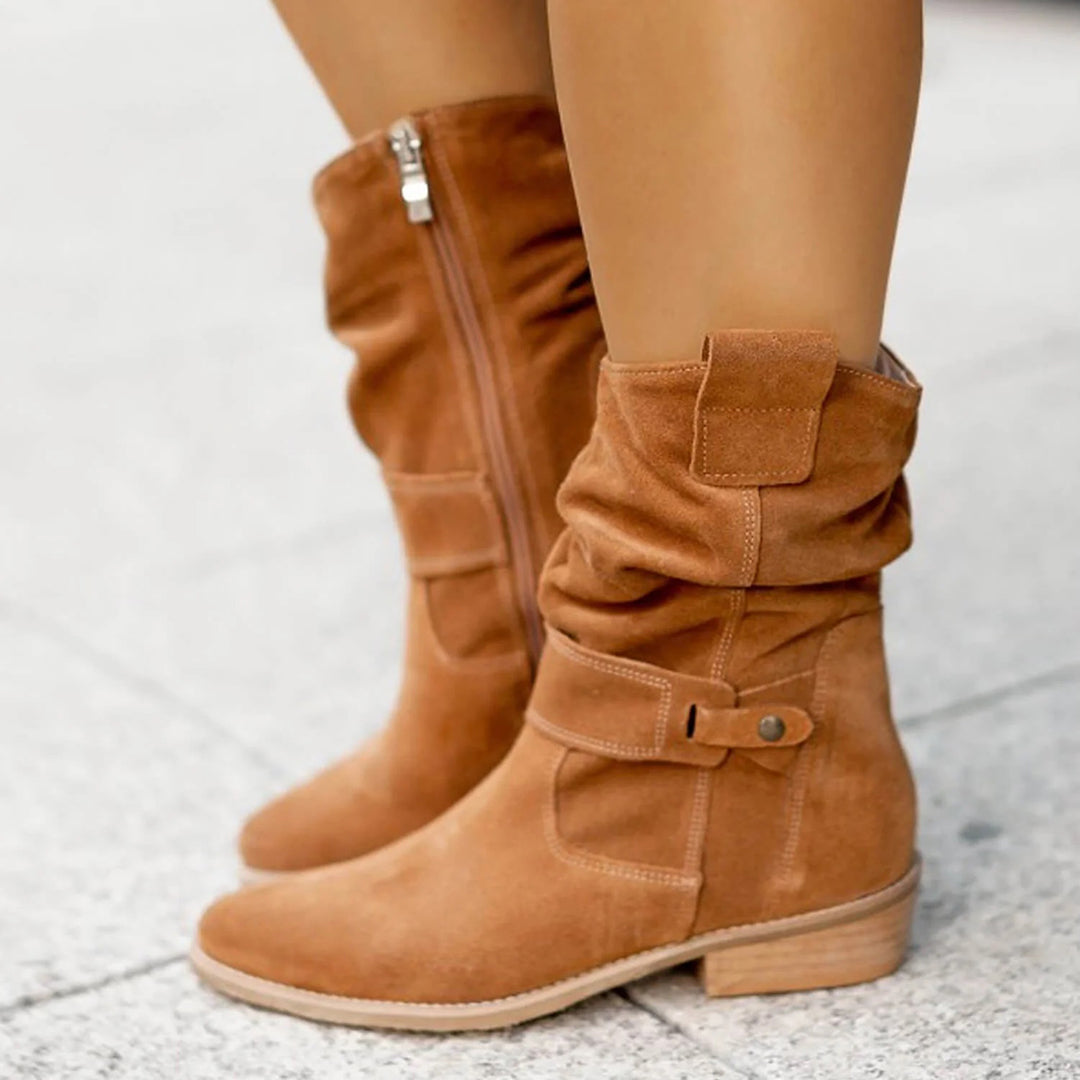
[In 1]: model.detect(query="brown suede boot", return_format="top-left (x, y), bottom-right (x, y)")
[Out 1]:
top-left (195, 330), bottom-right (922, 1029)
top-left (238, 97), bottom-right (603, 878)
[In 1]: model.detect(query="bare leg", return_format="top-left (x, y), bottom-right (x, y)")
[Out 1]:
top-left (272, 0), bottom-right (555, 137)
top-left (548, 0), bottom-right (922, 367)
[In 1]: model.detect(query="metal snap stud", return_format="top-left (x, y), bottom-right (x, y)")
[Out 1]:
top-left (757, 714), bottom-right (786, 742)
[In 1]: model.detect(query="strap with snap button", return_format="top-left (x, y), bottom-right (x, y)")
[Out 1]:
top-left (527, 628), bottom-right (815, 767)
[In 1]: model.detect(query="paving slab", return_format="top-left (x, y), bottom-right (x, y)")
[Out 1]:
top-left (0, 963), bottom-right (736, 1080)
top-left (0, 0), bottom-right (354, 604)
top-left (888, 168), bottom-right (1080, 368)
top-left (626, 679), bottom-right (1080, 1080)
top-left (0, 611), bottom-right (275, 1008)
top-left (886, 334), bottom-right (1080, 719)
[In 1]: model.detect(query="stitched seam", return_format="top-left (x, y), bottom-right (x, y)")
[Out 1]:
top-left (739, 490), bottom-right (754, 585)
top-left (739, 489), bottom-right (759, 586)
top-left (528, 708), bottom-right (658, 760)
top-left (548, 633), bottom-right (671, 755)
top-left (710, 588), bottom-right (744, 681)
top-left (840, 366), bottom-right (920, 396)
top-left (699, 407), bottom-right (817, 480)
top-left (770, 749), bottom-right (812, 918)
top-left (740, 668), bottom-right (816, 696)
top-left (775, 618), bottom-right (847, 896)
top-left (748, 488), bottom-right (762, 585)
top-left (682, 768), bottom-right (712, 875)
top-left (604, 364), bottom-right (706, 376)
top-left (707, 406), bottom-right (818, 413)
top-left (544, 750), bottom-right (699, 888)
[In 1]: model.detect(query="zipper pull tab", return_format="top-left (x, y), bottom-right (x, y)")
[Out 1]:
top-left (388, 119), bottom-right (433, 224)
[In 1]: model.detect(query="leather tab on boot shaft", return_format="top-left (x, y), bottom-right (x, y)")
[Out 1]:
top-left (527, 629), bottom-right (814, 767)
top-left (691, 331), bottom-right (838, 487)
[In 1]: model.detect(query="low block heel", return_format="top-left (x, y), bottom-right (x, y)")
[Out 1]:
top-left (698, 886), bottom-right (917, 997)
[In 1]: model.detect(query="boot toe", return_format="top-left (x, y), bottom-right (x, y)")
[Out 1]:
top-left (197, 872), bottom-right (349, 994)
top-left (238, 792), bottom-right (316, 875)
top-left (196, 885), bottom-right (275, 981)
top-left (238, 755), bottom-right (378, 874)
top-left (195, 856), bottom-right (427, 1003)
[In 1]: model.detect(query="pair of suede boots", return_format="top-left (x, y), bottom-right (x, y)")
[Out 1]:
top-left (192, 97), bottom-right (923, 1031)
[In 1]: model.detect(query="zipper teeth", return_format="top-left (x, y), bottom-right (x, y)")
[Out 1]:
top-left (400, 128), bottom-right (544, 668)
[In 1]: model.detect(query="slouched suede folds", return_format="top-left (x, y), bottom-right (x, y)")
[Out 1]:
top-left (239, 97), bottom-right (602, 875)
top-left (197, 331), bottom-right (923, 1029)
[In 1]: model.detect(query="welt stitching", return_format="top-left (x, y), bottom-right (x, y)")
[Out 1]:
top-left (544, 750), bottom-right (699, 888)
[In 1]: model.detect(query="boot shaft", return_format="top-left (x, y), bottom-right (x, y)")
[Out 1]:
top-left (533, 330), bottom-right (921, 923)
top-left (541, 330), bottom-right (920, 677)
top-left (314, 97), bottom-right (604, 667)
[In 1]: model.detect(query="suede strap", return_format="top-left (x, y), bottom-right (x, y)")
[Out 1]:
top-left (527, 628), bottom-right (813, 768)
top-left (384, 470), bottom-right (508, 578)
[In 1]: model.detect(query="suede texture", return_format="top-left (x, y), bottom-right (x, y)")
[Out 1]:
top-left (240, 97), bottom-right (603, 873)
top-left (202, 330), bottom-right (922, 1007)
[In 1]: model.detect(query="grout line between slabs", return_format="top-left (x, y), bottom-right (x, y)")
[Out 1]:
top-left (898, 660), bottom-right (1080, 730)
top-left (0, 954), bottom-right (186, 1019)
top-left (0, 597), bottom-right (286, 779)
top-left (615, 988), bottom-right (758, 1080)
top-left (5, 587), bottom-right (1079, 779)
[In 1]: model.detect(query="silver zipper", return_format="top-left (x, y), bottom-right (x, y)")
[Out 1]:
top-left (385, 117), bottom-right (545, 668)
top-left (388, 119), bottom-right (434, 224)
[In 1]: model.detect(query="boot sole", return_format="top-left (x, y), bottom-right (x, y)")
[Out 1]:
top-left (192, 857), bottom-right (919, 1032)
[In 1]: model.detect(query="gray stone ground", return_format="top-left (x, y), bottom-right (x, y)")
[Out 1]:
top-left (1, 0), bottom-right (1078, 1076)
